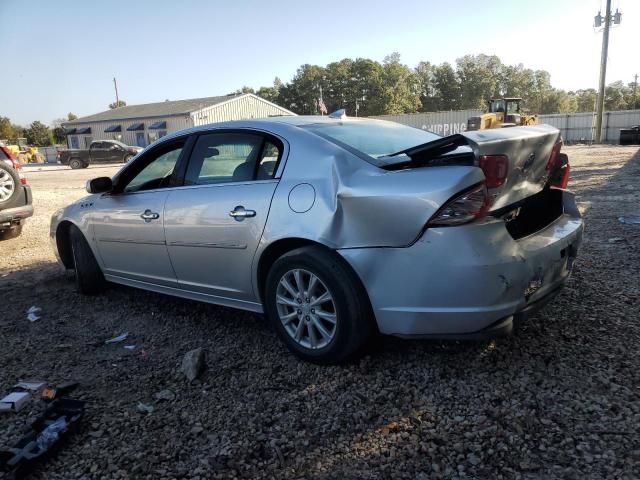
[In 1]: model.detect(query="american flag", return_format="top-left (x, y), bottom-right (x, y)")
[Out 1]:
top-left (317, 98), bottom-right (328, 115)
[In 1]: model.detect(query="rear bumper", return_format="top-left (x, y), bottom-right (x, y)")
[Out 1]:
top-left (0, 185), bottom-right (33, 227)
top-left (338, 190), bottom-right (583, 337)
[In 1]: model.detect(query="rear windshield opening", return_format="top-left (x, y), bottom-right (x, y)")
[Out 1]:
top-left (303, 121), bottom-right (440, 166)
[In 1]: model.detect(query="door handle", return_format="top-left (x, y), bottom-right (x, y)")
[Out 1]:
top-left (140, 209), bottom-right (160, 222)
top-left (229, 206), bottom-right (256, 221)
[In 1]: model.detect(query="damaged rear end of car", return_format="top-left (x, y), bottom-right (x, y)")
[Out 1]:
top-left (335, 123), bottom-right (583, 338)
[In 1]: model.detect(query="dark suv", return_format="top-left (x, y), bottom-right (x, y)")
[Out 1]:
top-left (0, 145), bottom-right (33, 240)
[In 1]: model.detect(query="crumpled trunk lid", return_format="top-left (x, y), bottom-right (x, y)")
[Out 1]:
top-left (462, 125), bottom-right (561, 210)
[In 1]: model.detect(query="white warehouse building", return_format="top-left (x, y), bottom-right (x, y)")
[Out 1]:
top-left (62, 93), bottom-right (295, 149)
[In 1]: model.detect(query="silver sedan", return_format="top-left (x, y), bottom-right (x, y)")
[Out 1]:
top-left (51, 115), bottom-right (583, 363)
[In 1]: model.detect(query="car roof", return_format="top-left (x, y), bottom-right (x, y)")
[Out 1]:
top-left (156, 115), bottom-right (394, 145)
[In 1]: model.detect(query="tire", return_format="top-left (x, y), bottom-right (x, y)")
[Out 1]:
top-left (123, 154), bottom-right (133, 163)
top-left (264, 246), bottom-right (375, 364)
top-left (0, 224), bottom-right (22, 241)
top-left (0, 162), bottom-right (20, 208)
top-left (69, 224), bottom-right (106, 294)
top-left (69, 158), bottom-right (83, 169)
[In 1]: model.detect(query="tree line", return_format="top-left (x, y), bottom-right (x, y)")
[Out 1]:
top-left (242, 53), bottom-right (639, 117)
top-left (2, 53), bottom-right (638, 147)
top-left (0, 113), bottom-right (77, 147)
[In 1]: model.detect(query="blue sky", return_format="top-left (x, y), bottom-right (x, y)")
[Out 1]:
top-left (0, 0), bottom-right (635, 125)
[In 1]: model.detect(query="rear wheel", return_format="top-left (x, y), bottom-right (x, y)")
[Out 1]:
top-left (69, 158), bottom-right (82, 169)
top-left (0, 162), bottom-right (19, 209)
top-left (265, 246), bottom-right (374, 364)
top-left (69, 224), bottom-right (106, 294)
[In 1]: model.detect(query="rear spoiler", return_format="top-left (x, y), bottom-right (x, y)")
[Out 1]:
top-left (384, 134), bottom-right (472, 170)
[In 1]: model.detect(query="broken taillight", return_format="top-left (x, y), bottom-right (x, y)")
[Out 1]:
top-left (545, 140), bottom-right (563, 171)
top-left (479, 154), bottom-right (509, 188)
top-left (545, 140), bottom-right (569, 189)
top-left (12, 158), bottom-right (28, 185)
top-left (427, 183), bottom-right (491, 226)
top-left (549, 152), bottom-right (570, 189)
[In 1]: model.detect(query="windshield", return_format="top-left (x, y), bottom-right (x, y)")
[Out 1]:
top-left (303, 121), bottom-right (440, 165)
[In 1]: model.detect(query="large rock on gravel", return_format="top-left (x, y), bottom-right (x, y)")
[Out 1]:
top-left (181, 348), bottom-right (206, 381)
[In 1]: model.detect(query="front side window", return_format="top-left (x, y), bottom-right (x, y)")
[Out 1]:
top-left (186, 132), bottom-right (280, 185)
top-left (123, 142), bottom-right (184, 193)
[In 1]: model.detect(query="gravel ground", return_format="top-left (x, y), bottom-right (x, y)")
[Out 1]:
top-left (1, 146), bottom-right (639, 480)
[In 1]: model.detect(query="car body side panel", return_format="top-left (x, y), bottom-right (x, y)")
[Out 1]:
top-left (257, 129), bottom-right (485, 250)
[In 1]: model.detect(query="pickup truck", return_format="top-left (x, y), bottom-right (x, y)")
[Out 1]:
top-left (58, 140), bottom-right (142, 169)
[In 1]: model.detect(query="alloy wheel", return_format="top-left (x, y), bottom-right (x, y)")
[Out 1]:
top-left (0, 168), bottom-right (15, 201)
top-left (275, 268), bottom-right (337, 349)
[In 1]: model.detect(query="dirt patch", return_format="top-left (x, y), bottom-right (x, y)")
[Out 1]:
top-left (1, 148), bottom-right (639, 479)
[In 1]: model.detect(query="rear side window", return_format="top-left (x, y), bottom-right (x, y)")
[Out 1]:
top-left (185, 132), bottom-right (282, 185)
top-left (304, 121), bottom-right (440, 164)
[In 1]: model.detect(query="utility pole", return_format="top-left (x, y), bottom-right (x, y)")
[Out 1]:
top-left (113, 77), bottom-right (120, 108)
top-left (593, 0), bottom-right (621, 143)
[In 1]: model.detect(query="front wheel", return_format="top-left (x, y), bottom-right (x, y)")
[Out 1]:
top-left (123, 154), bottom-right (133, 163)
top-left (265, 246), bottom-right (375, 364)
top-left (69, 225), bottom-right (106, 294)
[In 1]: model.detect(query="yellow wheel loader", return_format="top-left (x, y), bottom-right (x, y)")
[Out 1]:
top-left (466, 98), bottom-right (537, 131)
top-left (5, 138), bottom-right (45, 164)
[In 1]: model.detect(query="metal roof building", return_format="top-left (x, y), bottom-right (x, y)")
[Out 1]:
top-left (62, 93), bottom-right (295, 149)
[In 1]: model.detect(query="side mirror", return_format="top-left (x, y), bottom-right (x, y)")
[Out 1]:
top-left (86, 176), bottom-right (113, 194)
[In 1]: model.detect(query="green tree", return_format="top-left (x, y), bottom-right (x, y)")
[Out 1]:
top-left (571, 89), bottom-right (597, 112)
top-left (348, 58), bottom-right (385, 116)
top-left (278, 64), bottom-right (326, 114)
top-left (51, 118), bottom-right (67, 144)
top-left (379, 53), bottom-right (420, 114)
top-left (256, 77), bottom-right (283, 105)
top-left (109, 100), bottom-right (127, 109)
top-left (456, 54), bottom-right (502, 109)
top-left (52, 127), bottom-right (66, 144)
top-left (415, 61), bottom-right (440, 112)
top-left (604, 81), bottom-right (630, 110)
top-left (0, 117), bottom-right (15, 139)
top-left (235, 86), bottom-right (255, 94)
top-left (25, 121), bottom-right (52, 146)
top-left (433, 63), bottom-right (461, 110)
top-left (67, 112), bottom-right (78, 121)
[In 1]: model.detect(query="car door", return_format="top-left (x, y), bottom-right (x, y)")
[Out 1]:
top-left (105, 142), bottom-right (123, 163)
top-left (90, 137), bottom-right (190, 287)
top-left (164, 131), bottom-right (285, 305)
top-left (89, 142), bottom-right (109, 163)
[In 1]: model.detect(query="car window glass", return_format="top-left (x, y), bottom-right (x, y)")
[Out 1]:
top-left (92, 142), bottom-right (103, 149)
top-left (258, 141), bottom-right (281, 178)
top-left (187, 133), bottom-right (267, 185)
top-left (124, 143), bottom-right (183, 193)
